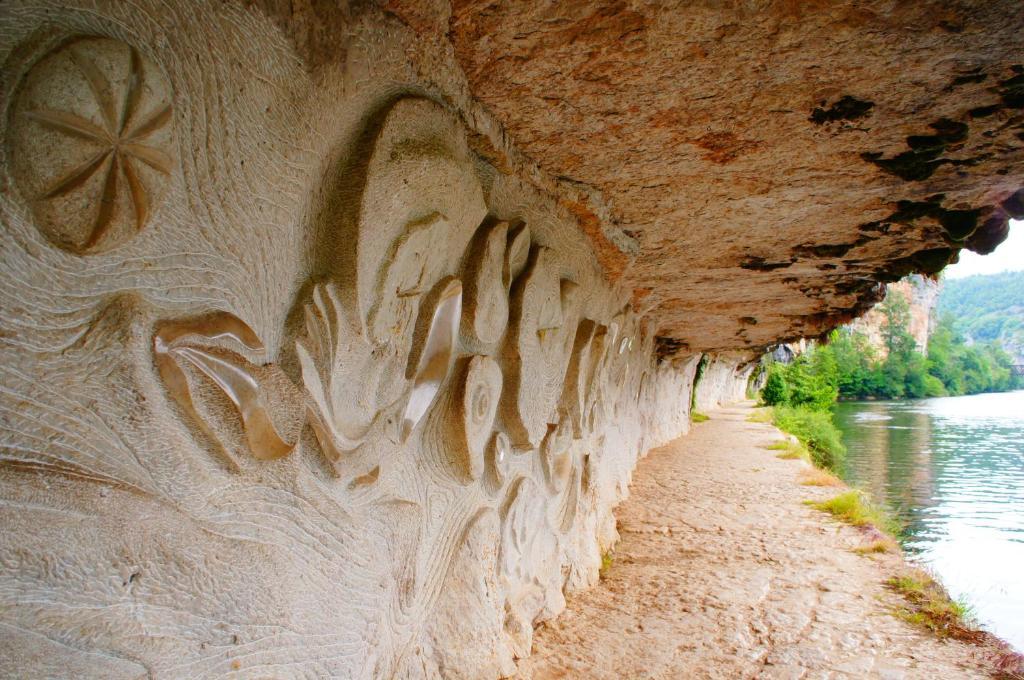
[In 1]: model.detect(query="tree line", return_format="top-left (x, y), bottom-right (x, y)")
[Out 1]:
top-left (763, 288), bottom-right (1023, 406)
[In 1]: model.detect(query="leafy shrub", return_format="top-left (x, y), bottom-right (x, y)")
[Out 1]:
top-left (773, 405), bottom-right (846, 471)
top-left (760, 367), bottom-right (789, 406)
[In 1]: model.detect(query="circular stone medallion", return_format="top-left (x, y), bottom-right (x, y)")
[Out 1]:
top-left (8, 37), bottom-right (174, 254)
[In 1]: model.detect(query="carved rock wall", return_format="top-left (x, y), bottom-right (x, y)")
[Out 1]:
top-left (0, 3), bottom-right (752, 677)
top-left (693, 354), bottom-right (758, 413)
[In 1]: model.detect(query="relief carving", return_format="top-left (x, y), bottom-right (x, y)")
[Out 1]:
top-left (8, 37), bottom-right (174, 254)
top-left (440, 354), bottom-right (503, 483)
top-left (485, 431), bottom-right (512, 492)
top-left (153, 312), bottom-right (302, 465)
top-left (401, 278), bottom-right (462, 441)
top-left (501, 246), bottom-right (582, 448)
top-left (0, 24), bottom-right (688, 673)
top-left (353, 99), bottom-right (485, 366)
top-left (499, 477), bottom-right (565, 658)
top-left (461, 219), bottom-right (511, 347)
top-left (540, 419), bottom-right (574, 494)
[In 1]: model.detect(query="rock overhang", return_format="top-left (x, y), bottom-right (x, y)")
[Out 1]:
top-left (433, 0), bottom-right (1024, 353)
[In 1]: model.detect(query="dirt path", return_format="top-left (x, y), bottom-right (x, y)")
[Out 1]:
top-left (517, 403), bottom-right (995, 679)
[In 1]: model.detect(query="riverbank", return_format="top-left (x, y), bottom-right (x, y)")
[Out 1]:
top-left (515, 402), bottom-right (1007, 679)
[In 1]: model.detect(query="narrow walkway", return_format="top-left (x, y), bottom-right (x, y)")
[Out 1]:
top-left (517, 403), bottom-right (994, 679)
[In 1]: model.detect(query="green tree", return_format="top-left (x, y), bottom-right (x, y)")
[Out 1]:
top-left (761, 365), bottom-right (789, 406)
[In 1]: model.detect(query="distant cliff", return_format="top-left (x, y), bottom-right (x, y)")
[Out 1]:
top-left (849, 275), bottom-right (941, 356)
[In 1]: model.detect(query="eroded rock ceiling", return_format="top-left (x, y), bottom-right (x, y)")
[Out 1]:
top-left (425, 0), bottom-right (1024, 352)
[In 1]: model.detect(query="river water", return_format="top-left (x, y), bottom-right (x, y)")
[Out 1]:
top-left (833, 391), bottom-right (1024, 651)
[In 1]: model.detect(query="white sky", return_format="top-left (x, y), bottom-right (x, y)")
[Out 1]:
top-left (945, 219), bottom-right (1024, 279)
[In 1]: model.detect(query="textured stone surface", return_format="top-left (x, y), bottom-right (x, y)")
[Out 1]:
top-left (445, 0), bottom-right (1024, 351)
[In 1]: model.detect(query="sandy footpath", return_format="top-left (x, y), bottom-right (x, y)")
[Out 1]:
top-left (516, 403), bottom-right (996, 679)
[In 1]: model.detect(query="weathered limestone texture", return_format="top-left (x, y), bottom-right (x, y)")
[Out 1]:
top-left (0, 2), bottom-right (748, 677)
top-left (693, 354), bottom-right (757, 413)
top-left (445, 0), bottom-right (1024, 350)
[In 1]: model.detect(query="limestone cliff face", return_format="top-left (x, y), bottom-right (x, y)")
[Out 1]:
top-left (849, 275), bottom-right (942, 354)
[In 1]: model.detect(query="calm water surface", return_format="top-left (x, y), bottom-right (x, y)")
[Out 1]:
top-left (834, 391), bottom-right (1024, 651)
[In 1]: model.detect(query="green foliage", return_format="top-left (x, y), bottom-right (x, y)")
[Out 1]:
top-left (806, 489), bottom-right (899, 536)
top-left (760, 351), bottom-right (837, 410)
top-left (886, 570), bottom-right (981, 640)
top-left (813, 278), bottom-right (1024, 402)
top-left (691, 411), bottom-right (709, 423)
top-left (773, 405), bottom-right (846, 471)
top-left (760, 366), bottom-right (789, 406)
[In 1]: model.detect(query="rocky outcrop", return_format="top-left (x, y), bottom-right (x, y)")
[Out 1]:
top-left (849, 275), bottom-right (942, 354)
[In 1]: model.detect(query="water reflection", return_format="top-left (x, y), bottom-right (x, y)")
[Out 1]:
top-left (834, 391), bottom-right (1024, 652)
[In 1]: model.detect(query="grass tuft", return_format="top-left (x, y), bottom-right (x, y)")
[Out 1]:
top-left (852, 537), bottom-right (898, 554)
top-left (885, 569), bottom-right (983, 642)
top-left (766, 439), bottom-right (811, 462)
top-left (799, 468), bottom-right (843, 487)
top-left (599, 551), bottom-right (614, 578)
top-left (691, 411), bottom-right (709, 423)
top-left (805, 490), bottom-right (901, 536)
top-left (772, 405), bottom-right (846, 472)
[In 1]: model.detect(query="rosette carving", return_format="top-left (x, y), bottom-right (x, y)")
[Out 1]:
top-left (8, 37), bottom-right (174, 254)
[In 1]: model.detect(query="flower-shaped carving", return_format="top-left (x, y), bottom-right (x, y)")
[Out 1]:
top-left (8, 37), bottom-right (174, 254)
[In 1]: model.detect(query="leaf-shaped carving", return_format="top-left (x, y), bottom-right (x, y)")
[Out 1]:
top-left (506, 222), bottom-right (531, 283)
top-left (462, 220), bottom-right (510, 347)
top-left (295, 282), bottom-right (375, 460)
top-left (560, 319), bottom-right (610, 438)
top-left (401, 279), bottom-right (462, 441)
top-left (500, 246), bottom-right (582, 448)
top-left (540, 420), bottom-right (574, 494)
top-left (154, 312), bottom-right (299, 464)
top-left (485, 431), bottom-right (512, 493)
